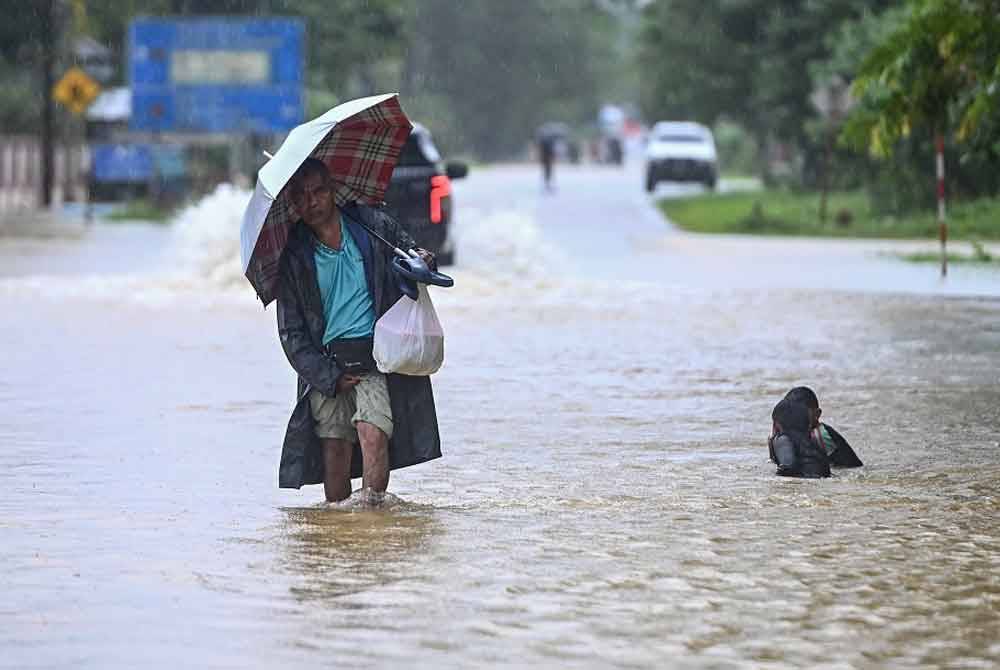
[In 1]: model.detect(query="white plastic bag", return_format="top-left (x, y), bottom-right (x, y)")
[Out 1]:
top-left (373, 285), bottom-right (445, 375)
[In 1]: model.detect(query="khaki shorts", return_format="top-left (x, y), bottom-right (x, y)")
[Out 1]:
top-left (309, 373), bottom-right (393, 442)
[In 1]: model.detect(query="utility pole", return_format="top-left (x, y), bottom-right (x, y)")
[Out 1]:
top-left (935, 131), bottom-right (947, 278)
top-left (40, 0), bottom-right (57, 208)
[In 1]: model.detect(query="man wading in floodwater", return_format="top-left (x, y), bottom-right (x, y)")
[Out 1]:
top-left (274, 158), bottom-right (442, 504)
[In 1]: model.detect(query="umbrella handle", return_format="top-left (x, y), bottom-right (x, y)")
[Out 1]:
top-left (338, 206), bottom-right (424, 263)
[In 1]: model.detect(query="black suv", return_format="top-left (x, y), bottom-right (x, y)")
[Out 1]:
top-left (384, 123), bottom-right (468, 266)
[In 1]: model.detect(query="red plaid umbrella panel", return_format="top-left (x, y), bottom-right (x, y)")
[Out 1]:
top-left (313, 100), bottom-right (412, 206)
top-left (240, 93), bottom-right (412, 305)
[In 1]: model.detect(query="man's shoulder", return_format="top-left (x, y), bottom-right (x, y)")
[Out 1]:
top-left (341, 202), bottom-right (386, 228)
top-left (279, 222), bottom-right (312, 270)
top-left (342, 203), bottom-right (405, 249)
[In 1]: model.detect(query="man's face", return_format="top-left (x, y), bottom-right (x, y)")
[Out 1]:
top-left (808, 407), bottom-right (822, 430)
top-left (290, 172), bottom-right (334, 228)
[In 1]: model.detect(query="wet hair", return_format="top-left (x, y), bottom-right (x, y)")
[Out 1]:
top-left (288, 157), bottom-right (330, 196)
top-left (772, 398), bottom-right (811, 434)
top-left (784, 386), bottom-right (819, 410)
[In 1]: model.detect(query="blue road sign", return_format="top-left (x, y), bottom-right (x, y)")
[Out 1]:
top-left (92, 143), bottom-right (186, 182)
top-left (129, 17), bottom-right (304, 133)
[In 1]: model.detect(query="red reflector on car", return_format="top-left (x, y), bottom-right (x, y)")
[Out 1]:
top-left (429, 175), bottom-right (451, 224)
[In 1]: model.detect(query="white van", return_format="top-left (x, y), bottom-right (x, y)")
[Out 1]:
top-left (644, 121), bottom-right (718, 192)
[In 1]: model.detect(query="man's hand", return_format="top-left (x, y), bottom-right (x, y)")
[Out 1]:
top-left (336, 374), bottom-right (362, 394)
top-left (414, 247), bottom-right (437, 271)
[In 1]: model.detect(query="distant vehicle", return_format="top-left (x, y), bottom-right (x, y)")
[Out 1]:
top-left (383, 123), bottom-right (468, 266)
top-left (644, 121), bottom-right (718, 192)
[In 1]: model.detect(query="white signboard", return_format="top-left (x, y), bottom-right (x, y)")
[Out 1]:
top-left (171, 50), bottom-right (270, 85)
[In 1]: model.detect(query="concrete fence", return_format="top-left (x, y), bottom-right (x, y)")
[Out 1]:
top-left (0, 135), bottom-right (89, 212)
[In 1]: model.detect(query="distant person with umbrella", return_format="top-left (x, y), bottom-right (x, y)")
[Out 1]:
top-left (536, 122), bottom-right (565, 192)
top-left (241, 95), bottom-right (443, 505)
top-left (538, 135), bottom-right (556, 191)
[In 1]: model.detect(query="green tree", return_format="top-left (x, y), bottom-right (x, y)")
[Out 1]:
top-left (841, 0), bottom-right (1000, 199)
top-left (272, 0), bottom-right (405, 105)
top-left (637, 0), bottom-right (761, 131)
top-left (0, 1), bottom-right (637, 162)
top-left (843, 0), bottom-right (1000, 275)
top-left (399, 0), bottom-right (634, 159)
top-left (638, 0), bottom-right (894, 180)
top-left (843, 0), bottom-right (972, 156)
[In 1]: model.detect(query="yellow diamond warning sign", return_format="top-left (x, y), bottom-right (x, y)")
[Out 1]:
top-left (53, 66), bottom-right (101, 115)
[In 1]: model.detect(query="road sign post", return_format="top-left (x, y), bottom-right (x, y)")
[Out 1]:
top-left (53, 66), bottom-right (101, 209)
top-left (128, 17), bottom-right (304, 135)
top-left (53, 66), bottom-right (102, 116)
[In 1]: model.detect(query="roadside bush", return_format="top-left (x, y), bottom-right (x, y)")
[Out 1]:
top-left (713, 120), bottom-right (759, 177)
top-left (737, 200), bottom-right (799, 234)
top-left (866, 130), bottom-right (1000, 216)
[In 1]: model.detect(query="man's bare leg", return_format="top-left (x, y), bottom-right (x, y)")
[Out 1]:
top-left (321, 438), bottom-right (353, 502)
top-left (356, 421), bottom-right (389, 492)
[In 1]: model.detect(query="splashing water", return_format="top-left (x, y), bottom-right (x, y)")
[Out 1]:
top-left (167, 185), bottom-right (568, 292)
top-left (0, 181), bottom-right (577, 313)
top-left (450, 207), bottom-right (566, 280)
top-left (424, 206), bottom-right (575, 313)
top-left (327, 488), bottom-right (405, 511)
top-left (167, 188), bottom-right (575, 310)
top-left (170, 183), bottom-right (253, 289)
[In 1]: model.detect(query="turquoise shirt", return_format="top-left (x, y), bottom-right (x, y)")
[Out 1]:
top-left (314, 217), bottom-right (375, 344)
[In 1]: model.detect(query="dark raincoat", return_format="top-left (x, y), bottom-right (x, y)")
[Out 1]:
top-left (815, 423), bottom-right (864, 468)
top-left (770, 399), bottom-right (831, 478)
top-left (274, 203), bottom-right (441, 488)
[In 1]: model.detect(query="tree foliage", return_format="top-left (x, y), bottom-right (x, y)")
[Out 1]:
top-left (637, 1), bottom-right (759, 133)
top-left (637, 0), bottom-right (893, 170)
top-left (842, 0), bottom-right (1000, 158)
top-left (398, 0), bottom-right (632, 159)
top-left (0, 0), bottom-right (635, 160)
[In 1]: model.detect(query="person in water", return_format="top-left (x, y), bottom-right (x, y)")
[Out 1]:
top-left (784, 386), bottom-right (863, 468)
top-left (274, 158), bottom-right (442, 504)
top-left (768, 398), bottom-right (831, 478)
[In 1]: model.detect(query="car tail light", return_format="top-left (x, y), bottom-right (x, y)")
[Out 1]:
top-left (429, 175), bottom-right (451, 224)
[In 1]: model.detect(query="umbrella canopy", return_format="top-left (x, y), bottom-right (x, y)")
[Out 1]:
top-left (536, 121), bottom-right (570, 141)
top-left (240, 93), bottom-right (413, 305)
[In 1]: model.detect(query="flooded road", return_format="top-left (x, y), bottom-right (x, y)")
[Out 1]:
top-left (2, 165), bottom-right (999, 669)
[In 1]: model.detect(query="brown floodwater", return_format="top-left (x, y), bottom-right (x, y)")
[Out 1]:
top-left (2, 166), bottom-right (999, 669)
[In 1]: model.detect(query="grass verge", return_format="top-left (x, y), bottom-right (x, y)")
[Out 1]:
top-left (103, 199), bottom-right (174, 223)
top-left (896, 240), bottom-right (999, 264)
top-left (658, 190), bottom-right (1000, 240)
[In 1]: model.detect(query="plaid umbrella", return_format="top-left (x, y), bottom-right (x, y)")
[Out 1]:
top-left (240, 93), bottom-right (413, 305)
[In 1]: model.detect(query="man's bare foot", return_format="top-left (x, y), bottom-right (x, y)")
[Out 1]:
top-left (327, 487), bottom-right (400, 510)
